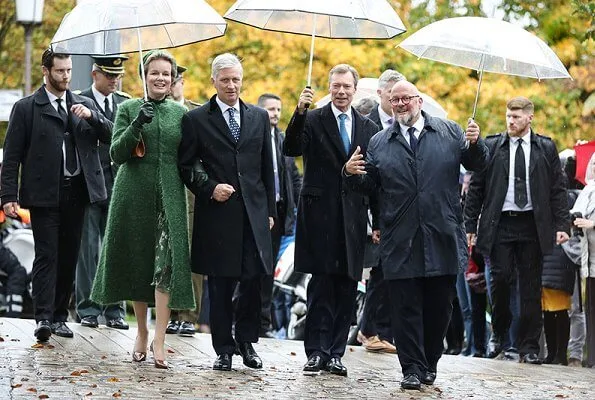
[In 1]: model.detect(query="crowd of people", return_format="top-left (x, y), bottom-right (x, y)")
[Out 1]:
top-left (0, 44), bottom-right (593, 391)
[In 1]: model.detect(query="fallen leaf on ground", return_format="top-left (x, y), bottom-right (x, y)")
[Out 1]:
top-left (229, 386), bottom-right (236, 390)
top-left (22, 378), bottom-right (29, 381)
top-left (27, 388), bottom-right (37, 393)
top-left (101, 355), bottom-right (107, 360)
top-left (11, 338), bottom-right (20, 341)
top-left (290, 352), bottom-right (296, 356)
top-left (80, 370), bottom-right (89, 374)
top-left (11, 383), bottom-right (22, 388)
top-left (38, 395), bottom-right (49, 399)
top-left (71, 371), bottom-right (82, 376)
top-left (46, 344), bottom-right (55, 349)
top-left (90, 384), bottom-right (97, 388)
top-left (349, 348), bottom-right (354, 352)
top-left (107, 377), bottom-right (120, 383)
top-left (167, 349), bottom-right (174, 354)
top-left (31, 343), bottom-right (44, 349)
top-left (0, 336), bottom-right (5, 341)
top-left (555, 396), bottom-right (568, 398)
top-left (112, 392), bottom-right (121, 398)
top-left (85, 392), bottom-right (93, 396)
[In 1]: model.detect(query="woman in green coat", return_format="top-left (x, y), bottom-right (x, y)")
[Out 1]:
top-left (91, 50), bottom-right (202, 369)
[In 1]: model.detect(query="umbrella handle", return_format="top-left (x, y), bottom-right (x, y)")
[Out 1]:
top-left (471, 59), bottom-right (485, 120)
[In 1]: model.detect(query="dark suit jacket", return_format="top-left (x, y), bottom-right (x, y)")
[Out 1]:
top-left (284, 103), bottom-right (378, 281)
top-left (78, 87), bottom-right (128, 203)
top-left (367, 106), bottom-right (383, 131)
top-left (1, 86), bottom-right (112, 208)
top-left (464, 130), bottom-right (569, 256)
top-left (179, 95), bottom-right (276, 277)
top-left (273, 126), bottom-right (301, 235)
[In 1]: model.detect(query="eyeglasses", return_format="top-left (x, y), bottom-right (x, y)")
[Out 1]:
top-left (99, 71), bottom-right (123, 80)
top-left (389, 95), bottom-right (419, 106)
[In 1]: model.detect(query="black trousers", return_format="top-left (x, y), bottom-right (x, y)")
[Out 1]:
top-left (469, 289), bottom-right (488, 354)
top-left (360, 266), bottom-right (393, 341)
top-left (388, 275), bottom-right (457, 378)
top-left (304, 274), bottom-right (358, 360)
top-left (259, 201), bottom-right (286, 332)
top-left (489, 212), bottom-right (542, 355)
top-left (211, 215), bottom-right (264, 355)
top-left (29, 175), bottom-right (87, 322)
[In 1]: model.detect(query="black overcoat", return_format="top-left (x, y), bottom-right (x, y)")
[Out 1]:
top-left (464, 131), bottom-right (569, 256)
top-left (273, 127), bottom-right (302, 235)
top-left (283, 103), bottom-right (378, 281)
top-left (179, 95), bottom-right (276, 277)
top-left (1, 86), bottom-right (112, 207)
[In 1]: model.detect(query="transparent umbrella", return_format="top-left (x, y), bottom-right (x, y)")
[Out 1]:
top-left (224, 0), bottom-right (406, 86)
top-left (315, 77), bottom-right (448, 118)
top-left (50, 0), bottom-right (226, 100)
top-left (398, 17), bottom-right (572, 118)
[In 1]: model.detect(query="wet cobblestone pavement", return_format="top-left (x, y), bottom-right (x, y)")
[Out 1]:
top-left (1, 318), bottom-right (594, 399)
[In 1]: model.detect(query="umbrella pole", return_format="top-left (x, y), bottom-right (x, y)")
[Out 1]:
top-left (136, 11), bottom-right (148, 101)
top-left (471, 55), bottom-right (485, 120)
top-left (307, 16), bottom-right (317, 87)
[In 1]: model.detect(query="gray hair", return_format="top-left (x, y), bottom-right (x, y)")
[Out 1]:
top-left (353, 96), bottom-right (378, 116)
top-left (211, 53), bottom-right (243, 79)
top-left (378, 69), bottom-right (405, 89)
top-left (329, 64), bottom-right (359, 88)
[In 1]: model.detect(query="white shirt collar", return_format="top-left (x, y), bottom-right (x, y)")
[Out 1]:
top-left (399, 115), bottom-right (425, 137)
top-left (216, 96), bottom-right (240, 115)
top-left (91, 85), bottom-right (111, 109)
top-left (330, 102), bottom-right (352, 121)
top-left (377, 106), bottom-right (393, 125)
top-left (509, 130), bottom-right (531, 143)
top-left (45, 87), bottom-right (65, 105)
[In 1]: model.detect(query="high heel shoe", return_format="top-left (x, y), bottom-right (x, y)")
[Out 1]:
top-left (132, 335), bottom-right (147, 362)
top-left (150, 341), bottom-right (169, 369)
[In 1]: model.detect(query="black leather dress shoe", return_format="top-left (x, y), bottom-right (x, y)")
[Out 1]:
top-left (213, 354), bottom-right (232, 371)
top-left (178, 321), bottom-right (196, 336)
top-left (80, 316), bottom-right (99, 328)
top-left (325, 357), bottom-right (348, 377)
top-left (34, 320), bottom-right (52, 342)
top-left (520, 353), bottom-right (542, 365)
top-left (106, 318), bottom-right (129, 330)
top-left (166, 320), bottom-right (180, 334)
top-left (486, 335), bottom-right (503, 359)
top-left (303, 355), bottom-right (325, 375)
top-left (51, 322), bottom-right (73, 338)
top-left (236, 342), bottom-right (263, 369)
top-left (421, 371), bottom-right (436, 385)
top-left (401, 373), bottom-right (422, 390)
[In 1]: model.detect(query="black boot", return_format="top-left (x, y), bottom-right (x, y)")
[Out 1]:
top-left (555, 310), bottom-right (570, 366)
top-left (543, 311), bottom-right (557, 364)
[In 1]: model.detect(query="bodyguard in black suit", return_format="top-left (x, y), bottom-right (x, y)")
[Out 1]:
top-left (284, 64), bottom-right (378, 377)
top-left (1, 49), bottom-right (112, 341)
top-left (256, 93), bottom-right (302, 337)
top-left (178, 53), bottom-right (276, 372)
top-left (464, 97), bottom-right (569, 364)
top-left (75, 55), bottom-right (130, 331)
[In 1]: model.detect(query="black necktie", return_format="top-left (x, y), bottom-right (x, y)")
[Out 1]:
top-left (514, 138), bottom-right (528, 208)
top-left (104, 97), bottom-right (113, 121)
top-left (408, 127), bottom-right (418, 154)
top-left (56, 98), bottom-right (77, 174)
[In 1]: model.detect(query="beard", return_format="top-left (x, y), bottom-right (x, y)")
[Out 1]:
top-left (396, 108), bottom-right (420, 126)
top-left (47, 73), bottom-right (69, 92)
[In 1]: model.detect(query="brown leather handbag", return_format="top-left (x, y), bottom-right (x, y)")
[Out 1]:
top-left (132, 136), bottom-right (146, 158)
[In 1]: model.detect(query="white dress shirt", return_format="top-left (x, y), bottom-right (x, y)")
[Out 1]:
top-left (398, 115), bottom-right (425, 145)
top-left (502, 131), bottom-right (532, 211)
top-left (377, 106), bottom-right (394, 130)
top-left (216, 96), bottom-right (241, 129)
top-left (271, 127), bottom-right (280, 202)
top-left (91, 85), bottom-right (112, 113)
top-left (331, 103), bottom-right (353, 144)
top-left (45, 87), bottom-right (81, 176)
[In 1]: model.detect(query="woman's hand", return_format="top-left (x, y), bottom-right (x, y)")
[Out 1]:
top-left (574, 217), bottom-right (595, 229)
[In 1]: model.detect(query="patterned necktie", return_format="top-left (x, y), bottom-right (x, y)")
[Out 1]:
top-left (227, 107), bottom-right (240, 142)
top-left (514, 138), bottom-right (528, 208)
top-left (338, 113), bottom-right (350, 154)
top-left (387, 117), bottom-right (394, 126)
top-left (104, 97), bottom-right (113, 121)
top-left (408, 126), bottom-right (418, 154)
top-left (56, 98), bottom-right (77, 174)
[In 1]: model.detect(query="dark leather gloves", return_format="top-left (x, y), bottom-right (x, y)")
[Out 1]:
top-left (132, 101), bottom-right (154, 128)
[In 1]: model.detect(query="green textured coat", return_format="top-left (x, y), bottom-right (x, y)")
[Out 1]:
top-left (91, 98), bottom-right (195, 310)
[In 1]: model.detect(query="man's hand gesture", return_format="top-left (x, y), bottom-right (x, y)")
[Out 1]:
top-left (344, 146), bottom-right (366, 175)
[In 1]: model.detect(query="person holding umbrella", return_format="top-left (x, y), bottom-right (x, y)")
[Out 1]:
top-left (91, 50), bottom-right (198, 369)
top-left (284, 64), bottom-right (379, 377)
top-left (344, 80), bottom-right (488, 390)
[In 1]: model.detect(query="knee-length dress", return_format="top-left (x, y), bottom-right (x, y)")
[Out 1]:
top-left (91, 98), bottom-right (194, 310)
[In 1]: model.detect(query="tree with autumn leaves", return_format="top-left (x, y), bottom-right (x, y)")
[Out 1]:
top-left (0, 0), bottom-right (593, 147)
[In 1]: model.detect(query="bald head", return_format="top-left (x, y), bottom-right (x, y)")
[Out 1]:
top-left (390, 80), bottom-right (423, 127)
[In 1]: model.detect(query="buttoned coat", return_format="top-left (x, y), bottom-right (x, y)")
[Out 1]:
top-left (179, 95), bottom-right (276, 277)
top-left (464, 131), bottom-right (569, 257)
top-left (283, 103), bottom-right (378, 281)
top-left (1, 86), bottom-right (112, 208)
top-left (345, 112), bottom-right (489, 279)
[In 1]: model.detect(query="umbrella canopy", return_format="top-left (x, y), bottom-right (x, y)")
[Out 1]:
top-left (398, 17), bottom-right (571, 118)
top-left (224, 0), bottom-right (406, 85)
top-left (315, 77), bottom-right (447, 118)
top-left (50, 0), bottom-right (226, 55)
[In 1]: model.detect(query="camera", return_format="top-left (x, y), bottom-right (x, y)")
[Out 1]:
top-left (570, 211), bottom-right (584, 237)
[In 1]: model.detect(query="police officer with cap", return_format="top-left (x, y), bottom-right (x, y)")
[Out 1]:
top-left (170, 64), bottom-right (201, 111)
top-left (74, 54), bottom-right (131, 330)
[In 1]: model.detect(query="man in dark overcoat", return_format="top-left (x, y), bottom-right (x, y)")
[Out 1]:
top-left (256, 93), bottom-right (302, 337)
top-left (344, 80), bottom-right (488, 390)
top-left (178, 53), bottom-right (276, 372)
top-left (283, 64), bottom-right (379, 377)
top-left (75, 55), bottom-right (130, 331)
top-left (464, 97), bottom-right (569, 364)
top-left (1, 48), bottom-right (112, 342)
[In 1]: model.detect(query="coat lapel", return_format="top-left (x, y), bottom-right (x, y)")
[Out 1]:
top-left (529, 131), bottom-right (539, 175)
top-left (36, 87), bottom-right (64, 125)
top-left (207, 95), bottom-right (236, 147)
top-left (496, 133), bottom-right (510, 178)
top-left (321, 103), bottom-right (348, 159)
top-left (238, 100), bottom-right (253, 148)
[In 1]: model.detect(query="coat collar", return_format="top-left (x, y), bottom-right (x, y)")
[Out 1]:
top-left (495, 129), bottom-right (540, 175)
top-left (207, 94), bottom-right (253, 147)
